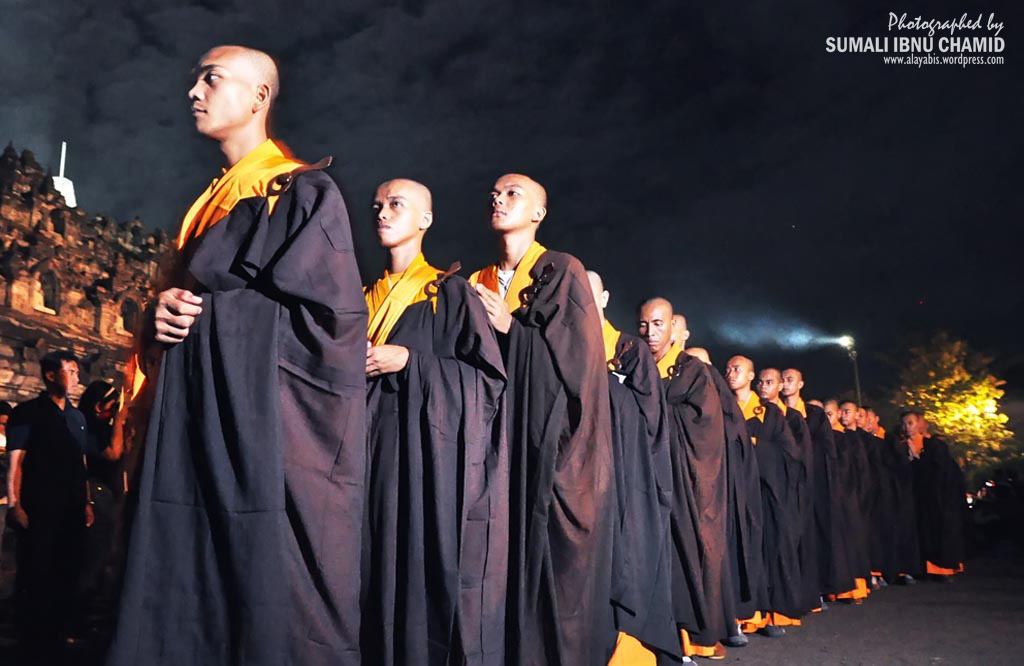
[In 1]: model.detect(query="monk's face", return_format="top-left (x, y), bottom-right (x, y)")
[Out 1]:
top-left (855, 407), bottom-right (867, 429)
top-left (490, 175), bottom-right (545, 232)
top-left (372, 180), bottom-right (431, 249)
top-left (725, 358), bottom-right (754, 392)
top-left (867, 410), bottom-right (880, 431)
top-left (638, 301), bottom-right (672, 358)
top-left (900, 413), bottom-right (922, 438)
top-left (839, 402), bottom-right (859, 429)
top-left (757, 370), bottom-right (781, 402)
top-left (189, 47), bottom-right (264, 140)
top-left (823, 403), bottom-right (839, 426)
top-left (781, 370), bottom-right (803, 398)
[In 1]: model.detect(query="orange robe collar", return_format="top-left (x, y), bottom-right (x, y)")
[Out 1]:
top-left (655, 343), bottom-right (682, 379)
top-left (773, 397), bottom-right (788, 415)
top-left (739, 391), bottom-right (764, 422)
top-left (176, 139), bottom-right (303, 250)
top-left (365, 253), bottom-right (440, 346)
top-left (791, 397), bottom-right (807, 418)
top-left (601, 319), bottom-right (621, 364)
top-left (469, 240), bottom-right (547, 311)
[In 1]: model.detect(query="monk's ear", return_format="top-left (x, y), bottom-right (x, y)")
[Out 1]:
top-left (682, 329), bottom-right (691, 343)
top-left (600, 289), bottom-right (610, 309)
top-left (420, 210), bottom-right (433, 231)
top-left (253, 82), bottom-right (273, 114)
top-left (533, 205), bottom-right (547, 224)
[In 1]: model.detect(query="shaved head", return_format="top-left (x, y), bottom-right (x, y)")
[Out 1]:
top-left (378, 178), bottom-right (432, 210)
top-left (725, 355), bottom-right (755, 393)
top-left (189, 45), bottom-right (280, 142)
top-left (490, 173), bottom-right (548, 233)
top-left (808, 399), bottom-right (824, 408)
top-left (586, 270), bottom-right (609, 315)
top-left (757, 368), bottom-right (782, 402)
top-left (638, 297), bottom-right (673, 360)
top-left (202, 45), bottom-right (279, 100)
top-left (823, 399), bottom-right (839, 426)
top-left (687, 347), bottom-right (711, 364)
top-left (373, 178), bottom-right (434, 250)
top-left (670, 313), bottom-right (690, 349)
top-left (781, 368), bottom-right (804, 399)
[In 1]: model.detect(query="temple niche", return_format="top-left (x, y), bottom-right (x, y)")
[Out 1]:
top-left (0, 142), bottom-right (174, 404)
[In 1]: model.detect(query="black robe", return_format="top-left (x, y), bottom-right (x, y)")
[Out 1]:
top-left (496, 250), bottom-right (617, 665)
top-left (834, 429), bottom-right (873, 581)
top-left (107, 171), bottom-right (367, 666)
top-left (745, 401), bottom-right (803, 619)
top-left (803, 407), bottom-right (852, 596)
top-left (665, 355), bottom-right (733, 646)
top-left (885, 435), bottom-right (921, 577)
top-left (606, 332), bottom-right (679, 660)
top-left (860, 432), bottom-right (889, 574)
top-left (913, 436), bottom-right (968, 571)
top-left (782, 406), bottom-right (816, 613)
top-left (708, 372), bottom-right (765, 622)
top-left (362, 276), bottom-right (508, 666)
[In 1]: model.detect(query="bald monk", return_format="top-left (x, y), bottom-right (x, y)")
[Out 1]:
top-left (864, 408), bottom-right (886, 439)
top-left (638, 298), bottom-right (684, 378)
top-left (694, 350), bottom-right (766, 647)
top-left (108, 46), bottom-right (367, 665)
top-left (725, 357), bottom-right (802, 637)
top-left (903, 411), bottom-right (967, 580)
top-left (757, 369), bottom-right (814, 618)
top-left (834, 401), bottom-right (873, 603)
top-left (823, 400), bottom-right (840, 430)
top-left (671, 314), bottom-right (691, 349)
top-left (470, 174), bottom-right (616, 664)
top-left (781, 370), bottom-right (852, 604)
top-left (662, 320), bottom-right (735, 658)
top-left (808, 399), bottom-right (824, 409)
top-left (588, 272), bottom-right (680, 664)
top-left (361, 180), bottom-right (508, 665)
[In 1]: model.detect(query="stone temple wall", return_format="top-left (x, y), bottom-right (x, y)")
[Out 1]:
top-left (0, 143), bottom-right (174, 405)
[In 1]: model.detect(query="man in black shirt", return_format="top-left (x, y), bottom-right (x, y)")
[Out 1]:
top-left (5, 350), bottom-right (93, 662)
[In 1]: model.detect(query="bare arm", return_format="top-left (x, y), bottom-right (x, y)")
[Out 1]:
top-left (7, 449), bottom-right (28, 528)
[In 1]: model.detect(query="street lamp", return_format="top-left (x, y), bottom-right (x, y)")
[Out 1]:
top-left (837, 335), bottom-right (862, 405)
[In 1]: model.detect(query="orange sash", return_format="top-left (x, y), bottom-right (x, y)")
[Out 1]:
top-left (364, 253), bottom-right (440, 346)
top-left (469, 240), bottom-right (547, 311)
top-left (739, 392), bottom-right (764, 422)
top-left (176, 139), bottom-right (302, 250)
top-left (655, 343), bottom-right (682, 379)
top-left (601, 319), bottom-right (621, 364)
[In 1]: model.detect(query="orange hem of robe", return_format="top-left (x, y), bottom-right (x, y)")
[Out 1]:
top-left (607, 632), bottom-right (656, 666)
top-left (836, 577), bottom-right (870, 600)
top-left (768, 612), bottom-right (801, 627)
top-left (926, 561), bottom-right (964, 575)
top-left (740, 611), bottom-right (768, 633)
top-left (680, 630), bottom-right (723, 658)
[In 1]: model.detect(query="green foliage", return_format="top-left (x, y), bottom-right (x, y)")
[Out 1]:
top-left (891, 333), bottom-right (1016, 470)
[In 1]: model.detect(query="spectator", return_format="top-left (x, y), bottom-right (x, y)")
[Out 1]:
top-left (5, 350), bottom-right (94, 663)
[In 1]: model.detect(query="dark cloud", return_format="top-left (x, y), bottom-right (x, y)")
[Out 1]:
top-left (2, 0), bottom-right (1022, 399)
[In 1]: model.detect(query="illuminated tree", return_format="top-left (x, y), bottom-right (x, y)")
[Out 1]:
top-left (891, 333), bottom-right (1015, 469)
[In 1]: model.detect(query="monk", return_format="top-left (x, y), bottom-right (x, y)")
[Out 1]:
top-left (361, 179), bottom-right (508, 665)
top-left (588, 271), bottom-right (680, 664)
top-left (864, 407), bottom-right (886, 439)
top-left (663, 318), bottom-right (735, 659)
top-left (834, 401), bottom-right (873, 603)
top-left (758, 369), bottom-right (815, 617)
top-left (883, 415), bottom-right (922, 584)
top-left (671, 314), bottom-right (691, 349)
top-left (638, 298), bottom-right (684, 379)
top-left (823, 400), bottom-right (840, 430)
top-left (903, 411), bottom-right (967, 580)
top-left (108, 46), bottom-right (367, 665)
top-left (725, 356), bottom-right (802, 638)
top-left (470, 174), bottom-right (616, 664)
top-left (781, 370), bottom-right (852, 604)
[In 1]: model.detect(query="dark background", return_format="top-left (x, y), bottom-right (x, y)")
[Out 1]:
top-left (3, 0), bottom-right (1022, 416)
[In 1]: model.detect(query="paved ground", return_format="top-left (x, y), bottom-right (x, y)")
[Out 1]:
top-left (1, 528), bottom-right (1022, 664)
top-left (720, 541), bottom-right (1024, 666)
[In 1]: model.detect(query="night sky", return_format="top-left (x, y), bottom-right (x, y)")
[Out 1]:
top-left (3, 0), bottom-right (1023, 412)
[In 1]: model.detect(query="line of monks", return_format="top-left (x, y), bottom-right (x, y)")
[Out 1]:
top-left (105, 46), bottom-right (969, 666)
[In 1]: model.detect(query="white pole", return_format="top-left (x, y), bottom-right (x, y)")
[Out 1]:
top-left (59, 141), bottom-right (67, 178)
